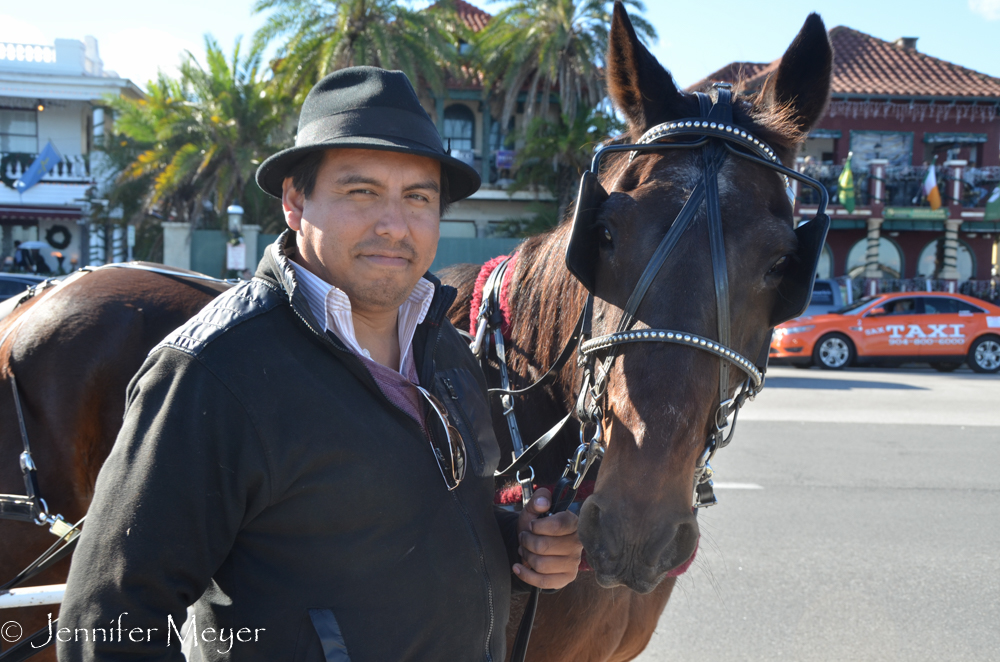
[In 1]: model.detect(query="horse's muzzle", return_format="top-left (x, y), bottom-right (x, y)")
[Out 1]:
top-left (578, 495), bottom-right (699, 593)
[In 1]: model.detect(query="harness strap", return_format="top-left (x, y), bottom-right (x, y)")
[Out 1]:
top-left (699, 100), bottom-right (733, 406)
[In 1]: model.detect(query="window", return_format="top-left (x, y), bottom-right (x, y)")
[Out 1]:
top-left (440, 221), bottom-right (476, 238)
top-left (917, 239), bottom-right (975, 281)
top-left (849, 131), bottom-right (913, 168)
top-left (881, 298), bottom-right (922, 315)
top-left (846, 238), bottom-right (903, 278)
top-left (811, 281), bottom-right (834, 306)
top-left (0, 109), bottom-right (38, 153)
top-left (443, 104), bottom-right (475, 152)
top-left (922, 297), bottom-right (984, 315)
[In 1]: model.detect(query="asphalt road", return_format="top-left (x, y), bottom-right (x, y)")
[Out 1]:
top-left (633, 365), bottom-right (1000, 662)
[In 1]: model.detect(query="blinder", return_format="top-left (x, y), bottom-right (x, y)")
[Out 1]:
top-left (566, 170), bottom-right (610, 293)
top-left (772, 212), bottom-right (831, 326)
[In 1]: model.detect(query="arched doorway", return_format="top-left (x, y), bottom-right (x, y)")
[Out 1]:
top-left (917, 238), bottom-right (975, 280)
top-left (846, 237), bottom-right (903, 278)
top-left (816, 243), bottom-right (834, 278)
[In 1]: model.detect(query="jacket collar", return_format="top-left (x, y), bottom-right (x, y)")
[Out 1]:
top-left (255, 230), bottom-right (457, 336)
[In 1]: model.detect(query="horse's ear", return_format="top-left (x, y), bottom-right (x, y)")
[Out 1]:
top-left (762, 13), bottom-right (833, 135)
top-left (606, 1), bottom-right (684, 133)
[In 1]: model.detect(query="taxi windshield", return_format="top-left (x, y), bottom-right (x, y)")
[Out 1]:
top-left (833, 297), bottom-right (877, 315)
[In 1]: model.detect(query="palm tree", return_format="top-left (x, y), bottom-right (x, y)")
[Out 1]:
top-left (476, 0), bottom-right (656, 133)
top-left (108, 37), bottom-right (287, 230)
top-left (253, 0), bottom-right (465, 102)
top-left (508, 104), bottom-right (624, 227)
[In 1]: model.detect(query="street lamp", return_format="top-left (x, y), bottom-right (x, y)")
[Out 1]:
top-left (226, 204), bottom-right (244, 236)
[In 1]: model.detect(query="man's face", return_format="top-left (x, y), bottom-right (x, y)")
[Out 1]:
top-left (282, 148), bottom-right (442, 316)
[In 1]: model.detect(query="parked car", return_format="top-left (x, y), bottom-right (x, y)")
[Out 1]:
top-left (770, 291), bottom-right (1000, 373)
top-left (801, 278), bottom-right (846, 317)
top-left (0, 274), bottom-right (47, 303)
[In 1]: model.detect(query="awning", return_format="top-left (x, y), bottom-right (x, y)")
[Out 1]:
top-left (923, 132), bottom-right (988, 144)
top-left (808, 129), bottom-right (842, 139)
top-left (0, 205), bottom-right (83, 221)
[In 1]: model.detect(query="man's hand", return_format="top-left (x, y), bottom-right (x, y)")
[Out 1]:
top-left (514, 488), bottom-right (583, 590)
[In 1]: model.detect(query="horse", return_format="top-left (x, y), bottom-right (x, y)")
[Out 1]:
top-left (441, 4), bottom-right (832, 660)
top-left (0, 5), bottom-right (833, 660)
top-left (0, 266), bottom-right (230, 660)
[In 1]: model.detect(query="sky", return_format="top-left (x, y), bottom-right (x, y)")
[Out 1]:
top-left (1, 0), bottom-right (998, 91)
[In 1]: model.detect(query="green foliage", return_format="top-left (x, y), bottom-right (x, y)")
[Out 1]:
top-left (253, 0), bottom-right (466, 102)
top-left (491, 201), bottom-right (561, 238)
top-left (475, 0), bottom-right (655, 135)
top-left (106, 36), bottom-right (288, 232)
top-left (511, 104), bottom-right (624, 218)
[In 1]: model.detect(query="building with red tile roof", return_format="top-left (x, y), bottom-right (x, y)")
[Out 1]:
top-left (690, 26), bottom-right (1000, 284)
top-left (453, 0), bottom-right (491, 33)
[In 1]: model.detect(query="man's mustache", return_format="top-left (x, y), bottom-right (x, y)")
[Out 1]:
top-left (352, 238), bottom-right (418, 261)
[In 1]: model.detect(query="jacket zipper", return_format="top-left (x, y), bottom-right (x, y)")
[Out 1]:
top-left (451, 490), bottom-right (496, 662)
top-left (281, 281), bottom-right (497, 661)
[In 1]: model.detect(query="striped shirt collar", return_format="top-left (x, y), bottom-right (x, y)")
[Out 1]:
top-left (279, 245), bottom-right (435, 378)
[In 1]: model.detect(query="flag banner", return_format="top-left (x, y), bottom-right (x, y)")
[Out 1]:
top-left (13, 141), bottom-right (62, 194)
top-left (923, 164), bottom-right (941, 210)
top-left (837, 153), bottom-right (855, 213)
top-left (985, 185), bottom-right (1000, 221)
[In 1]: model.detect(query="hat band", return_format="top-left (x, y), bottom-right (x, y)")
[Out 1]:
top-left (296, 107), bottom-right (445, 154)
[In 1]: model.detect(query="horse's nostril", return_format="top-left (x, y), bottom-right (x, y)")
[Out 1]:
top-left (670, 520), bottom-right (699, 568)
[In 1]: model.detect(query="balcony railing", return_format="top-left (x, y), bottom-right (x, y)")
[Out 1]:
top-left (796, 162), bottom-right (1000, 211)
top-left (1, 153), bottom-right (92, 184)
top-left (0, 42), bottom-right (56, 64)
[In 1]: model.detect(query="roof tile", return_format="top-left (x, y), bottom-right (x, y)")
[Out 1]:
top-left (688, 26), bottom-right (1000, 99)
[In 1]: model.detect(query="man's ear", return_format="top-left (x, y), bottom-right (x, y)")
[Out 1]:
top-left (282, 178), bottom-right (305, 231)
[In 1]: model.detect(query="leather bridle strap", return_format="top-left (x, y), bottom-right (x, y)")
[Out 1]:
top-left (472, 259), bottom-right (592, 478)
top-left (580, 329), bottom-right (763, 392)
top-left (590, 147), bottom-right (729, 399)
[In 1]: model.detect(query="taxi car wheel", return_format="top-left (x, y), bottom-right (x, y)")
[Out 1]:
top-left (813, 333), bottom-right (854, 370)
top-left (968, 336), bottom-right (1000, 374)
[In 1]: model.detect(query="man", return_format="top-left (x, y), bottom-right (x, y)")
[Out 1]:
top-left (58, 67), bottom-right (581, 661)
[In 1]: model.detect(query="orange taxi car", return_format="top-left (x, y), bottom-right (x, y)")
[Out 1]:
top-left (770, 291), bottom-right (1000, 373)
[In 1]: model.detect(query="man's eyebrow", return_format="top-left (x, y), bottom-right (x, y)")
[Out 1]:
top-left (336, 174), bottom-right (382, 187)
top-left (403, 179), bottom-right (440, 194)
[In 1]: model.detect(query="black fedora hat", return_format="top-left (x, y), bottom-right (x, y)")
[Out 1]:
top-left (256, 67), bottom-right (481, 203)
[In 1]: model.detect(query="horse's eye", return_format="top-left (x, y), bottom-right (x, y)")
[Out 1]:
top-left (599, 226), bottom-right (613, 247)
top-left (768, 255), bottom-right (790, 275)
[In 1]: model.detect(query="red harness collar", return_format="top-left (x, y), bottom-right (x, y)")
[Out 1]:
top-left (470, 254), bottom-right (517, 338)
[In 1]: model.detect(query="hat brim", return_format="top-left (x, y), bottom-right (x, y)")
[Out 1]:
top-left (256, 136), bottom-right (481, 204)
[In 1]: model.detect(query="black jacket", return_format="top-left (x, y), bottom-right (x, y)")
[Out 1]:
top-left (58, 233), bottom-right (520, 661)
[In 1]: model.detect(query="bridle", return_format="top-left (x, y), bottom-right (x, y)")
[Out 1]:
top-left (478, 83), bottom-right (831, 509)
top-left (567, 83), bottom-right (830, 507)
top-left (476, 83), bottom-right (830, 662)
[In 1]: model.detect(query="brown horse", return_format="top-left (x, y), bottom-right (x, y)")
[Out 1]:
top-left (442, 5), bottom-right (832, 660)
top-left (0, 266), bottom-right (229, 660)
top-left (0, 6), bottom-right (832, 661)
